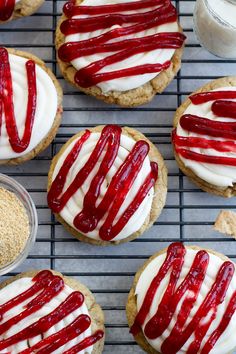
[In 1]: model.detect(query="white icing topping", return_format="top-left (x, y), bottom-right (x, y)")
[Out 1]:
top-left (176, 86), bottom-right (236, 187)
top-left (52, 132), bottom-right (154, 241)
top-left (65, 0), bottom-right (179, 92)
top-left (0, 53), bottom-right (58, 160)
top-left (135, 248), bottom-right (236, 354)
top-left (0, 277), bottom-right (93, 354)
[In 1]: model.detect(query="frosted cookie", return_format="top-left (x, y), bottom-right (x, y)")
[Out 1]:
top-left (127, 242), bottom-right (236, 354)
top-left (0, 48), bottom-right (63, 165)
top-left (0, 0), bottom-right (44, 22)
top-left (172, 77), bottom-right (236, 197)
top-left (55, 0), bottom-right (186, 107)
top-left (0, 269), bottom-right (105, 353)
top-left (47, 125), bottom-right (167, 245)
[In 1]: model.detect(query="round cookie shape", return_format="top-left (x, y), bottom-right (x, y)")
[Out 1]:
top-left (55, 0), bottom-right (185, 107)
top-left (0, 0), bottom-right (45, 22)
top-left (0, 47), bottom-right (63, 165)
top-left (127, 242), bottom-right (236, 354)
top-left (47, 125), bottom-right (167, 245)
top-left (172, 76), bottom-right (236, 197)
top-left (0, 269), bottom-right (105, 353)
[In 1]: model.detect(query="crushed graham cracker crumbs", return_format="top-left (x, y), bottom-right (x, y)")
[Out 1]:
top-left (0, 187), bottom-right (30, 268)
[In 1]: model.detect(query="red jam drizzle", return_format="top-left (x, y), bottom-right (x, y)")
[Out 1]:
top-left (130, 242), bottom-right (236, 354)
top-left (179, 114), bottom-right (236, 140)
top-left (58, 0), bottom-right (185, 88)
top-left (0, 0), bottom-right (15, 21)
top-left (0, 270), bottom-right (104, 352)
top-left (0, 47), bottom-right (37, 153)
top-left (48, 125), bottom-right (158, 241)
top-left (190, 91), bottom-right (236, 105)
top-left (172, 90), bottom-right (236, 166)
top-left (212, 100), bottom-right (236, 119)
top-left (64, 0), bottom-right (167, 16)
top-left (172, 130), bottom-right (236, 153)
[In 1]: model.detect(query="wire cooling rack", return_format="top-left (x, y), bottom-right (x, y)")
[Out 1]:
top-left (1, 1), bottom-right (236, 353)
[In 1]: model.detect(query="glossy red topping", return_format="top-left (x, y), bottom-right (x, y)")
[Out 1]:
top-left (173, 90), bottom-right (236, 166)
top-left (190, 91), bottom-right (236, 105)
top-left (0, 47), bottom-right (37, 153)
top-left (179, 114), bottom-right (236, 140)
top-left (63, 0), bottom-right (167, 16)
top-left (130, 242), bottom-right (236, 354)
top-left (172, 130), bottom-right (236, 153)
top-left (0, 0), bottom-right (15, 21)
top-left (0, 270), bottom-right (104, 352)
top-left (48, 125), bottom-right (158, 241)
top-left (58, 0), bottom-right (185, 88)
top-left (212, 100), bottom-right (236, 118)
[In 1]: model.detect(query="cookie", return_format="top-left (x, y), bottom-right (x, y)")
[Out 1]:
top-left (0, 269), bottom-right (105, 353)
top-left (47, 125), bottom-right (168, 246)
top-left (0, 47), bottom-right (63, 165)
top-left (214, 210), bottom-right (236, 239)
top-left (127, 242), bottom-right (236, 354)
top-left (0, 0), bottom-right (44, 22)
top-left (172, 76), bottom-right (236, 197)
top-left (55, 0), bottom-right (185, 107)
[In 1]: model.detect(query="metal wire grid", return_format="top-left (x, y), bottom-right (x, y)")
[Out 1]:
top-left (1, 0), bottom-right (236, 353)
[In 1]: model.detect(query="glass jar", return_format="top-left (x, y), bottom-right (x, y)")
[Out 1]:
top-left (193, 0), bottom-right (236, 58)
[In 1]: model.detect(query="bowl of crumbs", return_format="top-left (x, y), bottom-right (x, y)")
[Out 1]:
top-left (0, 173), bottom-right (38, 275)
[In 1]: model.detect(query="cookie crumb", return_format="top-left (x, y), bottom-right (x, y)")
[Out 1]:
top-left (0, 187), bottom-right (30, 268)
top-left (214, 210), bottom-right (236, 239)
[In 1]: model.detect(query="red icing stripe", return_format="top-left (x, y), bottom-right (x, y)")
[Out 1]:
top-left (60, 1), bottom-right (174, 34)
top-left (0, 270), bottom-right (104, 352)
top-left (130, 243), bottom-right (186, 336)
top-left (0, 48), bottom-right (37, 153)
top-left (172, 129), bottom-right (236, 153)
top-left (59, 32), bottom-right (185, 62)
top-left (63, 0), bottom-right (166, 16)
top-left (47, 125), bottom-right (158, 241)
top-left (0, 0), bottom-right (15, 21)
top-left (190, 91), bottom-right (236, 104)
top-left (75, 61), bottom-right (171, 88)
top-left (19, 315), bottom-right (91, 354)
top-left (63, 330), bottom-right (104, 354)
top-left (179, 114), bottom-right (236, 140)
top-left (0, 276), bottom-right (64, 336)
top-left (0, 270), bottom-right (53, 321)
top-left (130, 242), bottom-right (236, 354)
top-left (200, 292), bottom-right (236, 354)
top-left (175, 147), bottom-right (236, 166)
top-left (59, 0), bottom-right (185, 87)
top-left (212, 100), bottom-right (236, 118)
top-left (173, 89), bottom-right (236, 166)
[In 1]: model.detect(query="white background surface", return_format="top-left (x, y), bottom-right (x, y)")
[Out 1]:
top-left (0, 1), bottom-right (236, 353)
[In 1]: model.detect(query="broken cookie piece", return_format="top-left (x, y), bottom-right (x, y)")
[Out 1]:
top-left (214, 210), bottom-right (236, 238)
